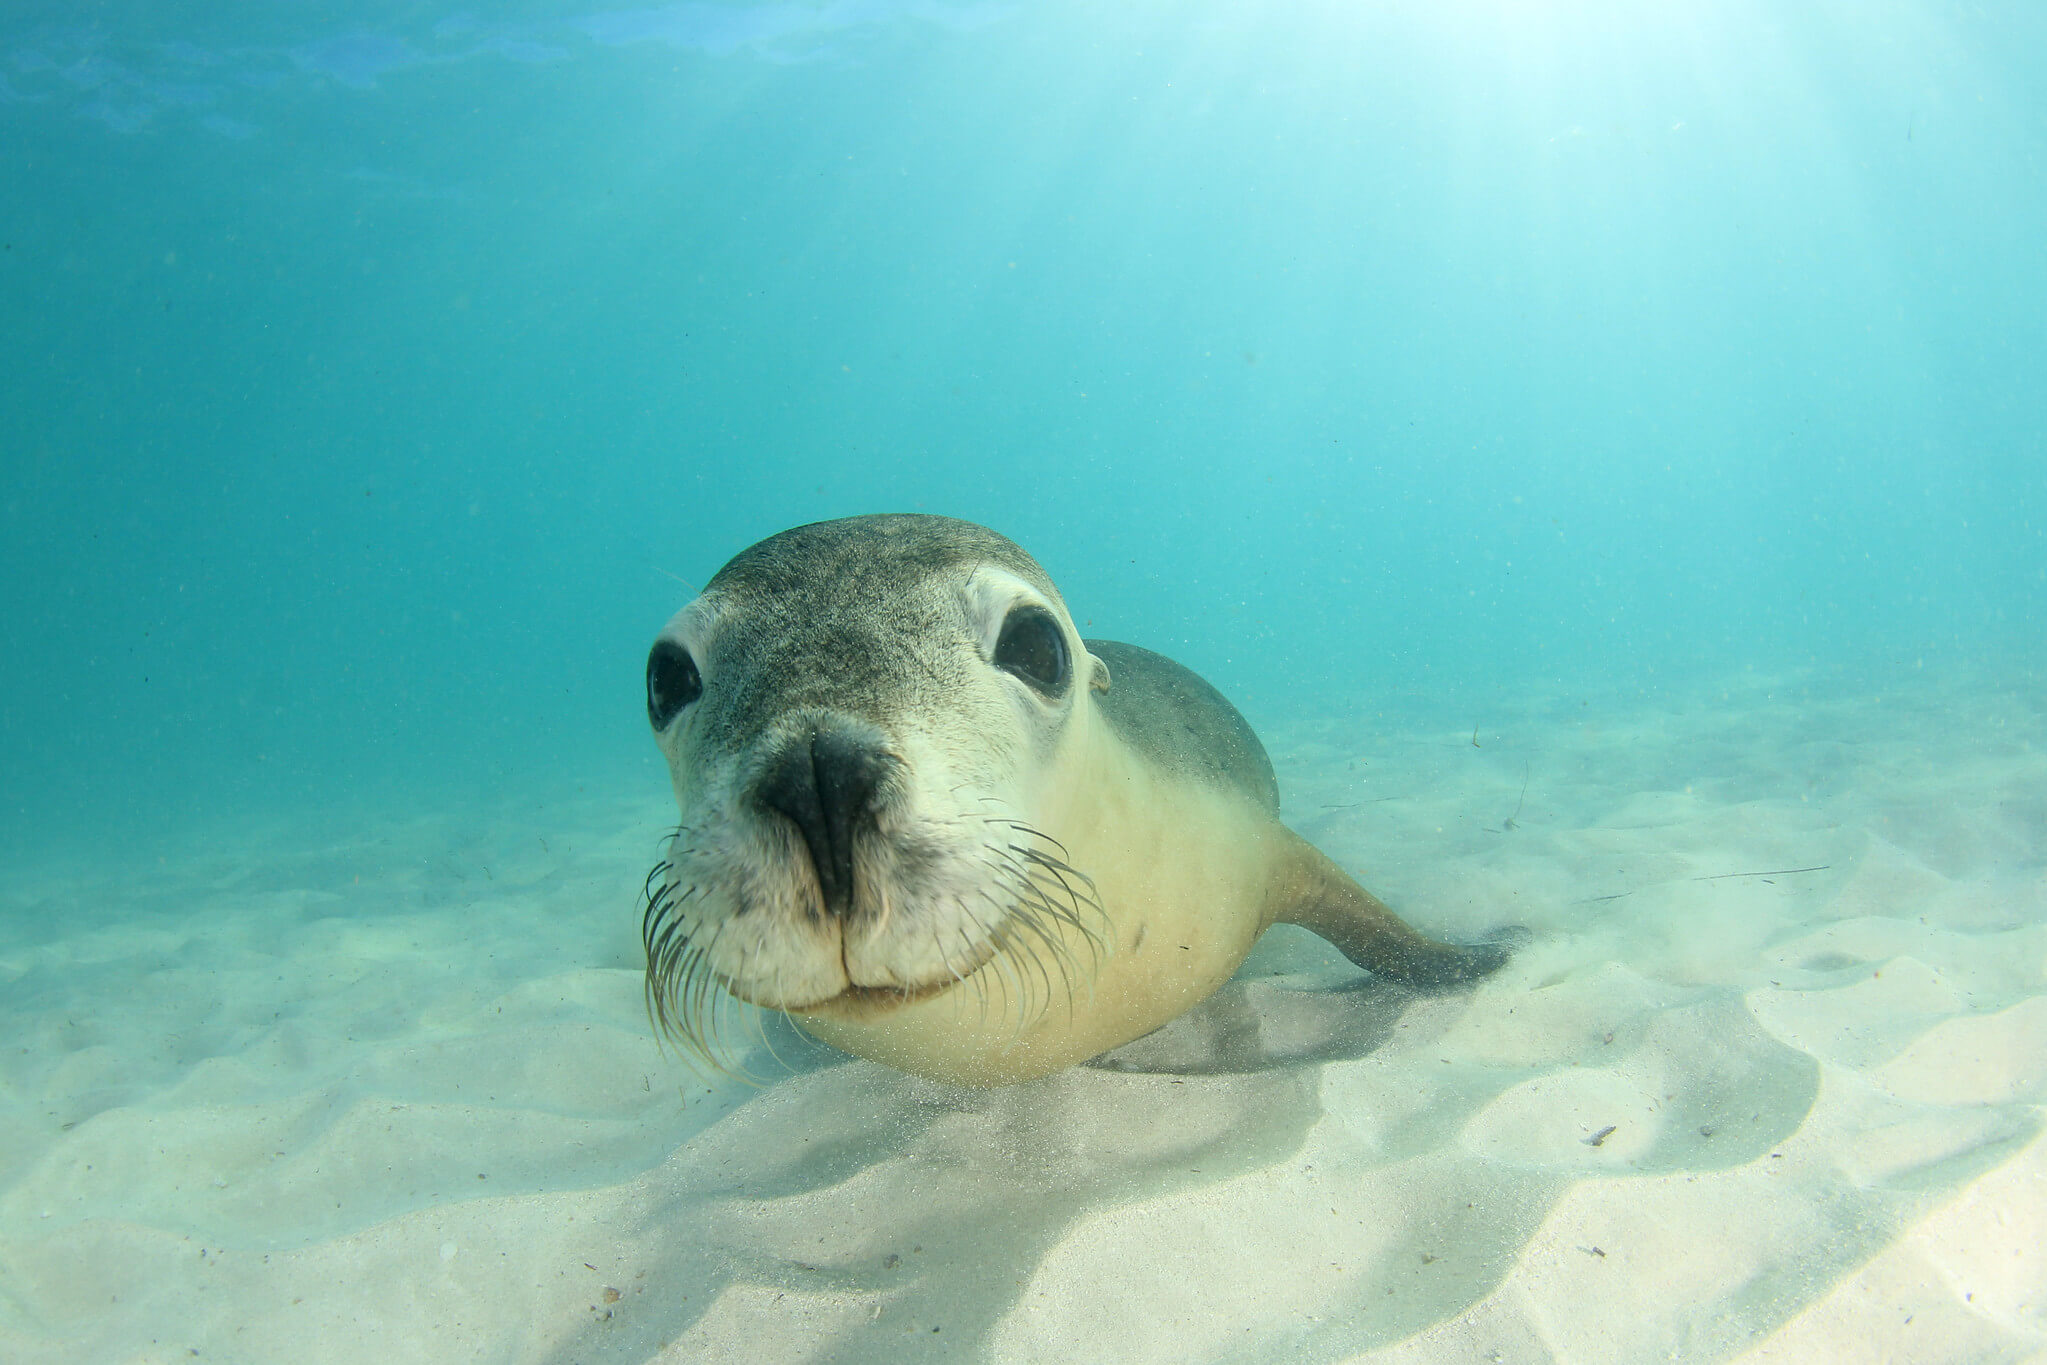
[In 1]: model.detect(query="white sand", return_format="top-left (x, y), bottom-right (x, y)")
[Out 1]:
top-left (2, 667), bottom-right (2043, 1363)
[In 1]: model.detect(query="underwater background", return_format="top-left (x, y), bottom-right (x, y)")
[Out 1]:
top-left (4, 3), bottom-right (2047, 1361)
top-left (6, 0), bottom-right (2040, 867)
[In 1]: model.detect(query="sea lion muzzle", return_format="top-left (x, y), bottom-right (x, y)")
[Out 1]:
top-left (752, 721), bottom-right (894, 919)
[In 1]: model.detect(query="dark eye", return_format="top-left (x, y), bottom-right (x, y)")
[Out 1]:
top-left (646, 640), bottom-right (702, 730)
top-left (993, 607), bottom-right (1069, 696)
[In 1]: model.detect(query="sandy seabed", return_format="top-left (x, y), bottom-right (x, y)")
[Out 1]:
top-left (2, 666), bottom-right (2043, 1364)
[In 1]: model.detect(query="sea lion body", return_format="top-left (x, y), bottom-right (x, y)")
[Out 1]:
top-left (643, 515), bottom-right (1508, 1086)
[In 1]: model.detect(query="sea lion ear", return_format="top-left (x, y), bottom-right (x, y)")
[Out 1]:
top-left (1089, 654), bottom-right (1112, 693)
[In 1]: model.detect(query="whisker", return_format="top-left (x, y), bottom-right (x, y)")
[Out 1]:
top-left (1008, 898), bottom-right (1077, 1016)
top-left (954, 892), bottom-right (1021, 1027)
top-left (950, 898), bottom-right (995, 1026)
top-left (1010, 843), bottom-right (1110, 959)
top-left (980, 888), bottom-right (1053, 1028)
top-left (989, 845), bottom-right (1109, 975)
top-left (641, 854), bottom-right (778, 1083)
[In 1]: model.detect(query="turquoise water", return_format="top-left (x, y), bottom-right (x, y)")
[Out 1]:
top-left (5, 8), bottom-right (2047, 1359)
top-left (4, 0), bottom-right (2043, 858)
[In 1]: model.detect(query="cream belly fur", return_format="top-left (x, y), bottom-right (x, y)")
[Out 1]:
top-left (642, 514), bottom-right (1512, 1087)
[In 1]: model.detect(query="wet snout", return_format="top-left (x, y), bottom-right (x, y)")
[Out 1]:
top-left (752, 718), bottom-right (895, 917)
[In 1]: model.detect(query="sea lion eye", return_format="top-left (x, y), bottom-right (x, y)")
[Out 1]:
top-left (993, 607), bottom-right (1069, 696)
top-left (646, 640), bottom-right (702, 730)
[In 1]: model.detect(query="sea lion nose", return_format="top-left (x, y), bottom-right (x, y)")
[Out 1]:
top-left (755, 724), bottom-right (890, 917)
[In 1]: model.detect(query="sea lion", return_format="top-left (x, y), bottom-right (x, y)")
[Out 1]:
top-left (642, 514), bottom-right (1510, 1085)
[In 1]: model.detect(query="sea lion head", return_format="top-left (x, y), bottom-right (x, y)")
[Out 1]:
top-left (642, 514), bottom-right (1110, 1058)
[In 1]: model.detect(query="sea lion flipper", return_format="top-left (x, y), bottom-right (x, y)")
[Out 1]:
top-left (1271, 834), bottom-right (1513, 991)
